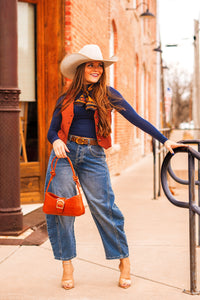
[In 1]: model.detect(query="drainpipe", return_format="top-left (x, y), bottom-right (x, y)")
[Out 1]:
top-left (0, 0), bottom-right (23, 234)
top-left (156, 0), bottom-right (161, 130)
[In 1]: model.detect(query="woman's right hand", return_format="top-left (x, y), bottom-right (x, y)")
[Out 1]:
top-left (53, 139), bottom-right (69, 158)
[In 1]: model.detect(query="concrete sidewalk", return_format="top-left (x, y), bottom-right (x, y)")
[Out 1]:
top-left (0, 154), bottom-right (200, 300)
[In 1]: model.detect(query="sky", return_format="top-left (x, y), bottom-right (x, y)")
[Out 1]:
top-left (158, 0), bottom-right (200, 74)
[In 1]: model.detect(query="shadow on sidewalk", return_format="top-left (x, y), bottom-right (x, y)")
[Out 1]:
top-left (0, 207), bottom-right (48, 246)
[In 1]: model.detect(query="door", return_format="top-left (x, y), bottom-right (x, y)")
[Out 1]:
top-left (18, 0), bottom-right (65, 203)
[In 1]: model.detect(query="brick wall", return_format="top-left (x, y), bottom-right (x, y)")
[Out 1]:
top-left (64, 0), bottom-right (158, 175)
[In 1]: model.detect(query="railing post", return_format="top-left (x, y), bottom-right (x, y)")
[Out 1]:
top-left (198, 142), bottom-right (200, 246)
top-left (158, 142), bottom-right (161, 197)
top-left (184, 153), bottom-right (198, 294)
top-left (161, 146), bottom-right (200, 295)
top-left (152, 128), bottom-right (171, 200)
top-left (152, 138), bottom-right (157, 200)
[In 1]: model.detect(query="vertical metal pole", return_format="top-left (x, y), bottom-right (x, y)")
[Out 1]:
top-left (0, 0), bottom-right (23, 234)
top-left (188, 153), bottom-right (197, 294)
top-left (158, 142), bottom-right (161, 197)
top-left (198, 142), bottom-right (200, 246)
top-left (152, 138), bottom-right (157, 200)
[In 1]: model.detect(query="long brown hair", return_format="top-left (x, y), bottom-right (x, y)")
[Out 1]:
top-left (56, 62), bottom-right (123, 137)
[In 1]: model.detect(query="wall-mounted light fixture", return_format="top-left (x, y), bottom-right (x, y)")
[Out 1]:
top-left (126, 2), bottom-right (155, 19)
top-left (153, 45), bottom-right (162, 53)
top-left (162, 65), bottom-right (169, 70)
top-left (144, 40), bottom-right (162, 53)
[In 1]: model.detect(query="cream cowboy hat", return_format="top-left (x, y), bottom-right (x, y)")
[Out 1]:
top-left (60, 44), bottom-right (118, 79)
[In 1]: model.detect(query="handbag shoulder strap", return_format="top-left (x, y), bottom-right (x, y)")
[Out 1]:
top-left (66, 156), bottom-right (82, 195)
top-left (46, 156), bottom-right (81, 194)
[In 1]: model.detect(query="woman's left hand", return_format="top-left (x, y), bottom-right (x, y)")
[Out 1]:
top-left (164, 140), bottom-right (188, 154)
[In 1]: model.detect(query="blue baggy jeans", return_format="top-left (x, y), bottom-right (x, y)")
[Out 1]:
top-left (44, 140), bottom-right (129, 260)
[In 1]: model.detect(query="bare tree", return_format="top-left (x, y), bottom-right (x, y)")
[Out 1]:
top-left (165, 64), bottom-right (192, 128)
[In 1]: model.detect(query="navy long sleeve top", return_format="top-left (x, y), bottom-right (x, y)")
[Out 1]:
top-left (47, 86), bottom-right (168, 145)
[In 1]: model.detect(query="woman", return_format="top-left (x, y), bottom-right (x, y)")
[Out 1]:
top-left (45, 44), bottom-right (181, 290)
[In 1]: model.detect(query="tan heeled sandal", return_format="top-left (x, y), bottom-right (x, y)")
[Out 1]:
top-left (118, 278), bottom-right (131, 289)
top-left (118, 262), bottom-right (131, 289)
top-left (61, 261), bottom-right (74, 290)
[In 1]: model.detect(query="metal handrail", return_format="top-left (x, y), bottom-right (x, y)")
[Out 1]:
top-left (166, 140), bottom-right (200, 246)
top-left (161, 145), bottom-right (200, 295)
top-left (168, 140), bottom-right (200, 187)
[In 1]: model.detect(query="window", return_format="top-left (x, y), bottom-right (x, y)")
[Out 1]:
top-left (18, 2), bottom-right (38, 162)
top-left (18, 2), bottom-right (36, 102)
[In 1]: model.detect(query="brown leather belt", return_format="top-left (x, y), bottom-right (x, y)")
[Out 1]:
top-left (68, 135), bottom-right (98, 146)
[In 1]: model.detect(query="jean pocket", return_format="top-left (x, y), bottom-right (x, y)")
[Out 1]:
top-left (89, 145), bottom-right (105, 158)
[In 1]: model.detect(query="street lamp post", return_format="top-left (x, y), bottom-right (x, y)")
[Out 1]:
top-left (152, 43), bottom-right (167, 128)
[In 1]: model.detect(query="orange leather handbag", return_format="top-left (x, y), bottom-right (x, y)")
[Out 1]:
top-left (43, 156), bottom-right (85, 216)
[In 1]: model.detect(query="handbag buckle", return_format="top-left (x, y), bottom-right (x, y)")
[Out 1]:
top-left (56, 198), bottom-right (65, 211)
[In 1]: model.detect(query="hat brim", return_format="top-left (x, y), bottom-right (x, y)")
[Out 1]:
top-left (60, 53), bottom-right (118, 79)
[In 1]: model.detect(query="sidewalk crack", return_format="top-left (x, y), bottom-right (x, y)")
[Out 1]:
top-left (77, 257), bottom-right (183, 291)
top-left (0, 246), bottom-right (21, 264)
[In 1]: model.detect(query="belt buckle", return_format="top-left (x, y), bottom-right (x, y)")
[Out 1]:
top-left (76, 137), bottom-right (87, 145)
top-left (56, 198), bottom-right (65, 211)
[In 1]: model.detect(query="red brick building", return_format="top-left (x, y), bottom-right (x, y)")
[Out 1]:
top-left (63, 0), bottom-right (158, 172)
top-left (16, 0), bottom-right (158, 203)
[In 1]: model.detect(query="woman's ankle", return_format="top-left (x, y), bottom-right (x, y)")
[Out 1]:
top-left (62, 261), bottom-right (74, 274)
top-left (63, 260), bottom-right (72, 265)
top-left (119, 258), bottom-right (131, 278)
top-left (120, 257), bottom-right (130, 267)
